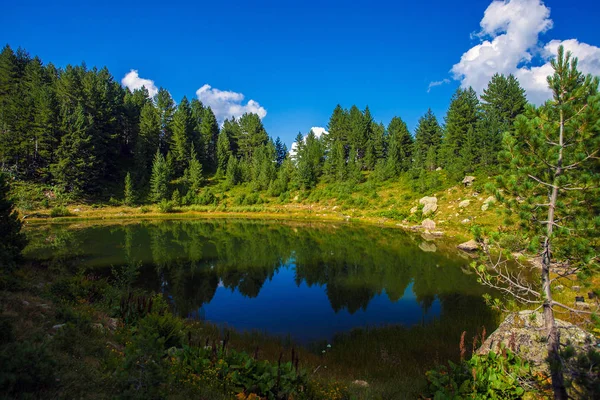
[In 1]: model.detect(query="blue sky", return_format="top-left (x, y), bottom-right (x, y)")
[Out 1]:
top-left (2, 0), bottom-right (599, 147)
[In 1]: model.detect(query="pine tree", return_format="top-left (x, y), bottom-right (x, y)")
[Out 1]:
top-left (478, 74), bottom-right (527, 166)
top-left (134, 102), bottom-right (160, 187)
top-left (51, 104), bottom-right (96, 196)
top-left (150, 150), bottom-right (170, 202)
top-left (386, 116), bottom-right (413, 177)
top-left (479, 46), bottom-right (600, 399)
top-left (187, 144), bottom-right (203, 195)
top-left (156, 87), bottom-right (175, 154)
top-left (171, 96), bottom-right (194, 175)
top-left (413, 109), bottom-right (442, 171)
top-left (200, 107), bottom-right (219, 171)
top-left (225, 155), bottom-right (241, 188)
top-left (216, 129), bottom-right (232, 177)
top-left (0, 173), bottom-right (26, 271)
top-left (274, 137), bottom-right (287, 166)
top-left (124, 172), bottom-right (135, 206)
top-left (440, 87), bottom-right (480, 175)
top-left (238, 113), bottom-right (268, 159)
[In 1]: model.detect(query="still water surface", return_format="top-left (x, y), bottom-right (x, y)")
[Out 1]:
top-left (24, 219), bottom-right (494, 344)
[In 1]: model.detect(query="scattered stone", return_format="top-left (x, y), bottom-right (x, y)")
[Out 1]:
top-left (73, 208), bottom-right (81, 213)
top-left (435, 167), bottom-right (442, 171)
top-left (419, 196), bottom-right (437, 206)
top-left (477, 310), bottom-right (598, 373)
top-left (457, 240), bottom-right (479, 252)
top-left (472, 192), bottom-right (479, 197)
top-left (461, 218), bottom-right (471, 224)
top-left (462, 175), bottom-right (475, 187)
top-left (107, 318), bottom-right (119, 331)
top-left (22, 300), bottom-right (30, 306)
top-left (52, 324), bottom-right (66, 330)
top-left (332, 206), bottom-right (338, 211)
top-left (554, 285), bottom-right (564, 292)
top-left (458, 200), bottom-right (471, 208)
top-left (352, 380), bottom-right (369, 388)
top-left (293, 195), bottom-right (299, 201)
top-left (483, 196), bottom-right (496, 205)
top-left (421, 218), bottom-right (436, 230)
top-left (419, 242), bottom-right (437, 253)
top-left (481, 203), bottom-right (490, 211)
top-left (572, 286), bottom-right (581, 292)
top-left (410, 206), bottom-right (418, 214)
top-left (575, 301), bottom-right (591, 310)
top-left (39, 303), bottom-right (50, 309)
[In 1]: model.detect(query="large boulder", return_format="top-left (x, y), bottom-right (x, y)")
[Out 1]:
top-left (478, 310), bottom-right (598, 373)
top-left (457, 239), bottom-right (479, 251)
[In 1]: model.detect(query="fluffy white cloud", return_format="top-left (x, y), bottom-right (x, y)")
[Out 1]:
top-left (289, 127), bottom-right (329, 158)
top-left (121, 69), bottom-right (158, 98)
top-left (451, 0), bottom-right (600, 104)
top-left (196, 84), bottom-right (267, 123)
top-left (427, 79), bottom-right (450, 93)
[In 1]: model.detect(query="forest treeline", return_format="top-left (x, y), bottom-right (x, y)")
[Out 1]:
top-left (0, 44), bottom-right (527, 204)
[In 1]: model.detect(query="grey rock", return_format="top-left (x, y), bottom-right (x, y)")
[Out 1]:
top-left (554, 285), bottom-right (564, 291)
top-left (461, 218), bottom-right (471, 224)
top-left (410, 206), bottom-right (418, 214)
top-left (458, 200), bottom-right (471, 208)
top-left (572, 286), bottom-right (581, 292)
top-left (352, 380), bottom-right (369, 388)
top-left (422, 203), bottom-right (438, 216)
top-left (478, 311), bottom-right (598, 373)
top-left (52, 324), bottom-right (66, 330)
top-left (421, 218), bottom-right (436, 230)
top-left (457, 240), bottom-right (479, 252)
top-left (462, 176), bottom-right (476, 186)
top-left (22, 300), bottom-right (30, 306)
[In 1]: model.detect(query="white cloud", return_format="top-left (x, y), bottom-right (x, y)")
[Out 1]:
top-left (289, 127), bottom-right (329, 158)
top-left (121, 69), bottom-right (159, 98)
top-left (427, 79), bottom-right (450, 93)
top-left (196, 84), bottom-right (267, 123)
top-left (451, 0), bottom-right (600, 105)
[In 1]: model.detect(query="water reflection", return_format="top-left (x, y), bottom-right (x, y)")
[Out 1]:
top-left (25, 219), bottom-right (492, 343)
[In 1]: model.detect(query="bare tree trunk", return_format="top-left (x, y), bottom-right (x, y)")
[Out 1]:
top-left (543, 109), bottom-right (568, 400)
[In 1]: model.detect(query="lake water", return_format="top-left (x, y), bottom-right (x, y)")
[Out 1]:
top-left (24, 219), bottom-right (495, 345)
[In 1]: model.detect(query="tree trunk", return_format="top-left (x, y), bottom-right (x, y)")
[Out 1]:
top-left (543, 109), bottom-right (568, 400)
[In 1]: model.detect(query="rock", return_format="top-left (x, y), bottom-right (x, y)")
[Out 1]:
top-left (419, 241), bottom-right (437, 253)
top-left (575, 301), bottom-right (590, 310)
top-left (73, 208), bottom-right (81, 213)
top-left (352, 380), bottom-right (369, 388)
top-left (483, 196), bottom-right (496, 205)
top-left (477, 311), bottom-right (598, 373)
top-left (481, 203), bottom-right (489, 211)
top-left (419, 196), bottom-right (438, 216)
top-left (457, 240), bottom-right (479, 252)
top-left (91, 323), bottom-right (105, 332)
top-left (572, 286), bottom-right (581, 292)
top-left (589, 292), bottom-right (597, 299)
top-left (107, 318), bottom-right (119, 331)
top-left (461, 218), bottom-right (471, 224)
top-left (22, 300), bottom-right (30, 306)
top-left (421, 218), bottom-right (436, 230)
top-left (422, 203), bottom-right (438, 216)
top-left (410, 206), bottom-right (418, 214)
top-left (332, 206), bottom-right (338, 211)
top-left (462, 175), bottom-right (475, 186)
top-left (554, 285), bottom-right (564, 291)
top-left (458, 200), bottom-right (471, 208)
top-left (52, 324), bottom-right (66, 330)
top-left (435, 167), bottom-right (442, 171)
top-left (431, 231), bottom-right (444, 237)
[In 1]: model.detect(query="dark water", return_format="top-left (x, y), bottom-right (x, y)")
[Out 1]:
top-left (24, 219), bottom-right (494, 344)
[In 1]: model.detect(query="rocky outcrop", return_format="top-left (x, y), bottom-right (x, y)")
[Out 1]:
top-left (478, 310), bottom-right (598, 373)
top-left (419, 196), bottom-right (438, 216)
top-left (457, 239), bottom-right (479, 251)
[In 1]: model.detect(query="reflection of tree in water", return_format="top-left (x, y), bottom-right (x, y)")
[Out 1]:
top-left (27, 220), bottom-right (493, 318)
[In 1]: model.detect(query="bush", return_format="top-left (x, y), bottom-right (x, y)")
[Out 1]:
top-left (0, 339), bottom-right (56, 396)
top-left (50, 206), bottom-right (72, 218)
top-left (196, 189), bottom-right (216, 206)
top-left (426, 348), bottom-right (538, 399)
top-left (157, 199), bottom-right (175, 213)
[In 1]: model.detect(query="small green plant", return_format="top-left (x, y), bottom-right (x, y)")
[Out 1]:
top-left (50, 206), bottom-right (72, 218)
top-left (124, 172), bottom-right (136, 206)
top-left (157, 199), bottom-right (175, 213)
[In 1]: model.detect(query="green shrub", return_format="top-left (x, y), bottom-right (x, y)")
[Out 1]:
top-left (139, 206), bottom-right (151, 214)
top-left (0, 340), bottom-right (57, 396)
top-left (50, 206), bottom-right (72, 218)
top-left (157, 199), bottom-right (175, 213)
top-left (426, 348), bottom-right (537, 399)
top-left (196, 189), bottom-right (216, 206)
